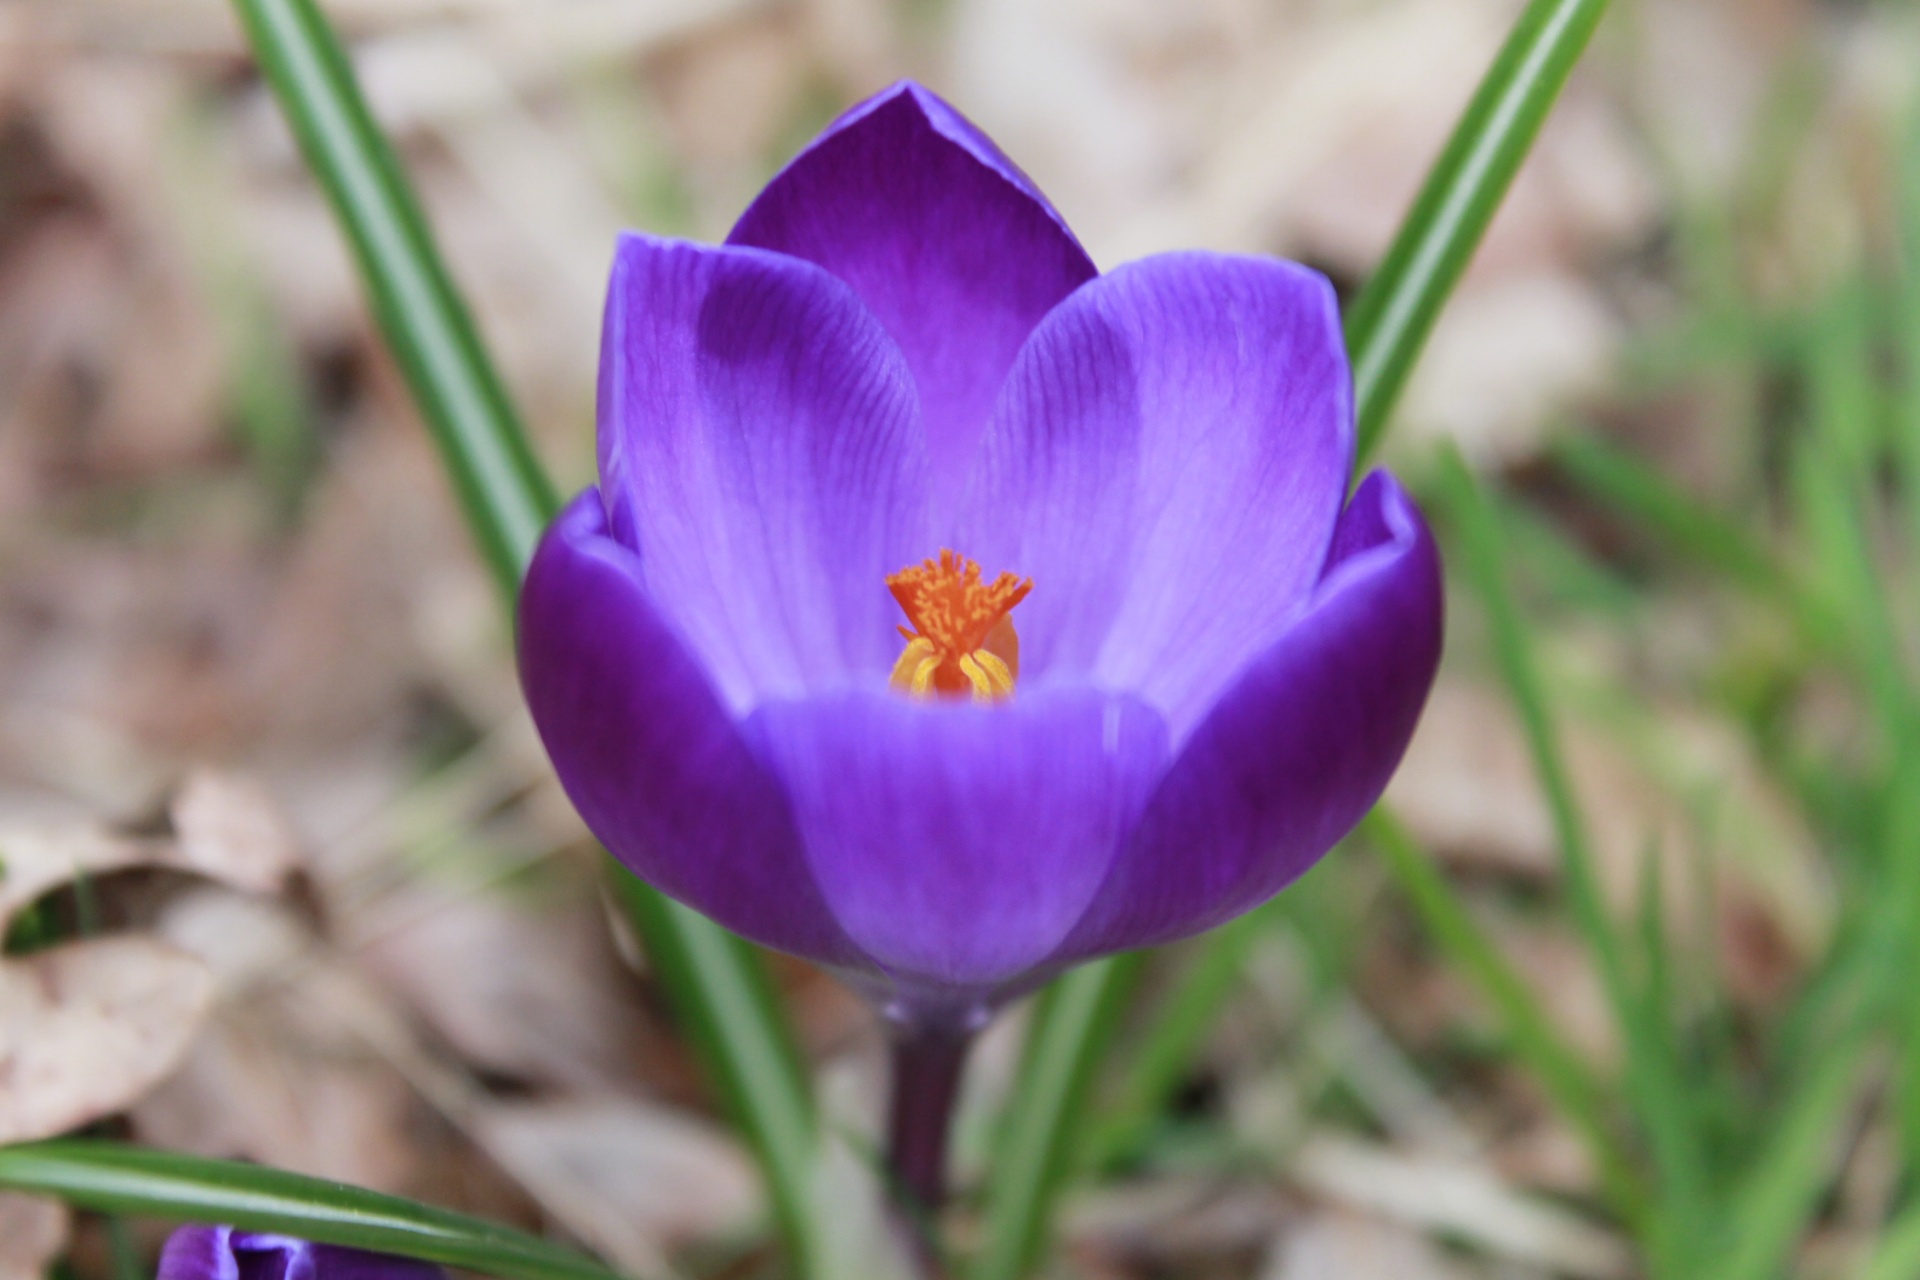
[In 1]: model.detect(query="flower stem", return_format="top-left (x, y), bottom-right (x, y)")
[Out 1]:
top-left (885, 1025), bottom-right (973, 1273)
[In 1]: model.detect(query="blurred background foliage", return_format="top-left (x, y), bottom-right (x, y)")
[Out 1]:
top-left (1, 0), bottom-right (1918, 1276)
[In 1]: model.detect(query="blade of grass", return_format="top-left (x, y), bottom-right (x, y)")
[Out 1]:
top-left (1431, 448), bottom-right (1628, 1022)
top-left (1897, 91), bottom-right (1920, 581)
top-left (1077, 908), bottom-right (1273, 1174)
top-left (1723, 743), bottom-right (1920, 1280)
top-left (981, 0), bottom-right (1615, 1267)
top-left (1548, 432), bottom-right (1786, 597)
top-left (229, 0), bottom-right (553, 595)
top-left (971, 955), bottom-right (1144, 1280)
top-left (609, 872), bottom-right (828, 1277)
top-left (107, 1215), bottom-right (144, 1280)
top-left (1347, 0), bottom-right (1611, 462)
top-left (0, 1141), bottom-right (631, 1280)
top-left (1701, 1041), bottom-right (1871, 1280)
top-left (1865, 1201), bottom-right (1920, 1280)
top-left (1792, 284), bottom-right (1910, 743)
top-left (1894, 104), bottom-right (1920, 1166)
top-left (1433, 448), bottom-right (1708, 1266)
top-left (226, 4), bottom-right (826, 1273)
top-left (1363, 807), bottom-right (1645, 1225)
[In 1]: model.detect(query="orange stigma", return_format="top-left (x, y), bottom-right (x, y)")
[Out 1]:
top-left (887, 550), bottom-right (1032, 703)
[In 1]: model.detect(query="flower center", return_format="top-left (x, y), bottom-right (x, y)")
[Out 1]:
top-left (886, 549), bottom-right (1032, 703)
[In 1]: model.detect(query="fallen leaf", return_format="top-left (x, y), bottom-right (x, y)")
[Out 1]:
top-left (1259, 1207), bottom-right (1469, 1280)
top-left (169, 769), bottom-right (303, 896)
top-left (471, 1097), bottom-right (762, 1273)
top-left (0, 774), bottom-right (299, 931)
top-left (0, 1194), bottom-right (69, 1280)
top-left (0, 821), bottom-right (169, 932)
top-left (1290, 1133), bottom-right (1631, 1280)
top-left (0, 936), bottom-right (214, 1143)
top-left (132, 890), bottom-right (417, 1191)
top-left (356, 885), bottom-right (645, 1093)
top-left (1065, 1176), bottom-right (1287, 1265)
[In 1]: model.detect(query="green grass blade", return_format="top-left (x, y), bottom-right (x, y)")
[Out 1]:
top-left (0, 1141), bottom-right (631, 1280)
top-left (1078, 908), bottom-right (1272, 1174)
top-left (1432, 449), bottom-right (1631, 1008)
top-left (1348, 0), bottom-right (1610, 462)
top-left (227, 5), bottom-right (826, 1273)
top-left (107, 1215), bottom-right (144, 1280)
top-left (229, 0), bottom-right (556, 594)
top-left (1727, 744), bottom-right (1920, 1279)
top-left (1702, 1042), bottom-right (1871, 1280)
top-left (1433, 449), bottom-right (1710, 1256)
top-left (1865, 1202), bottom-right (1920, 1280)
top-left (1897, 96), bottom-right (1920, 575)
top-left (1548, 432), bottom-right (1784, 596)
top-left (972, 955), bottom-right (1145, 1280)
top-left (1793, 285), bottom-right (1911, 742)
top-left (1890, 748), bottom-right (1920, 1176)
top-left (1363, 808), bottom-right (1646, 1225)
top-left (609, 873), bottom-right (827, 1277)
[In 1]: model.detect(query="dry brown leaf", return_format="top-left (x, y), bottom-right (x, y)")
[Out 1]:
top-left (357, 886), bottom-right (644, 1093)
top-left (1290, 1133), bottom-right (1631, 1280)
top-left (0, 936), bottom-right (214, 1143)
top-left (32, 63), bottom-right (226, 471)
top-left (1065, 1176), bottom-right (1287, 1264)
top-left (170, 769), bottom-right (303, 897)
top-left (1384, 678), bottom-right (1578, 880)
top-left (1259, 1208), bottom-right (1470, 1280)
top-left (471, 1097), bottom-right (761, 1273)
top-left (0, 1194), bottom-right (69, 1280)
top-left (132, 1008), bottom-right (418, 1191)
top-left (132, 889), bottom-right (417, 1190)
top-left (0, 776), bottom-right (299, 932)
top-left (0, 821), bottom-right (169, 932)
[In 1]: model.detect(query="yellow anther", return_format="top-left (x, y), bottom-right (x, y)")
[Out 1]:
top-left (886, 550), bottom-right (1031, 703)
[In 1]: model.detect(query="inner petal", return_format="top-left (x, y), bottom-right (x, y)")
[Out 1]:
top-left (729, 83), bottom-right (1097, 521)
top-left (596, 233), bottom-right (929, 711)
top-left (955, 251), bottom-right (1353, 739)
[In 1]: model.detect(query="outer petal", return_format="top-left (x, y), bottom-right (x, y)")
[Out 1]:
top-left (744, 687), bottom-right (1168, 994)
top-left (160, 1230), bottom-right (443, 1280)
top-left (958, 252), bottom-right (1354, 738)
top-left (729, 82), bottom-right (1097, 515)
top-left (1050, 471), bottom-right (1441, 960)
top-left (160, 1227), bottom-right (240, 1280)
top-left (597, 231), bottom-right (928, 710)
top-left (519, 490), bottom-right (864, 968)
top-left (295, 1248), bottom-right (441, 1280)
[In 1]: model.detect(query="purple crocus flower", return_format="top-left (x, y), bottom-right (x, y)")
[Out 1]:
top-left (157, 1228), bottom-right (443, 1280)
top-left (519, 81), bottom-right (1442, 1027)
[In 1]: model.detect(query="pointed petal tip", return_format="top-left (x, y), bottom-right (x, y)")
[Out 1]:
top-left (724, 77), bottom-right (1096, 505)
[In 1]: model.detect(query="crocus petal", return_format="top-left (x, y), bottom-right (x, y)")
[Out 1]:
top-left (519, 490), bottom-right (864, 968)
top-left (729, 82), bottom-right (1097, 515)
top-left (958, 252), bottom-right (1353, 738)
top-left (1049, 471), bottom-right (1441, 961)
top-left (744, 687), bottom-right (1168, 993)
top-left (160, 1227), bottom-right (240, 1280)
top-left (160, 1229), bottom-right (443, 1280)
top-left (597, 231), bottom-right (929, 710)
